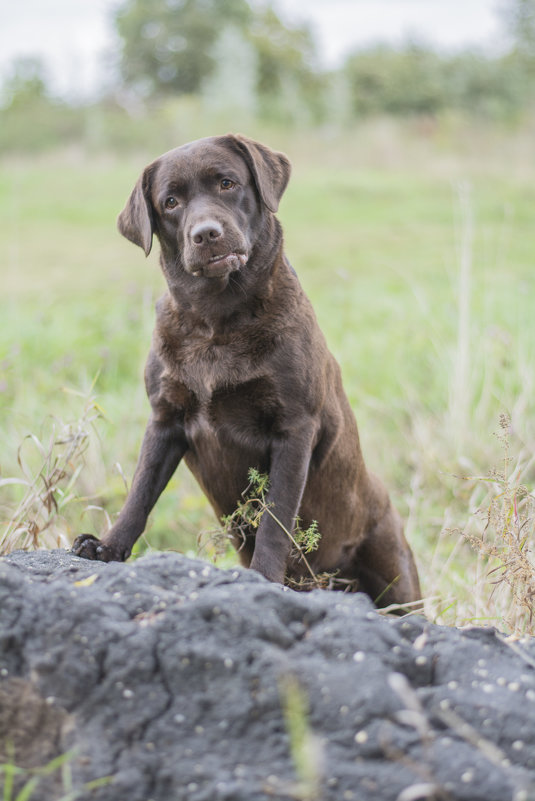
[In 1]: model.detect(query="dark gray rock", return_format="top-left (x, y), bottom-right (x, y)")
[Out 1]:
top-left (1, 549), bottom-right (534, 801)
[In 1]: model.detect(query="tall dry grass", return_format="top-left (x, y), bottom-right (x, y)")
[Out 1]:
top-left (0, 390), bottom-right (104, 555)
top-left (406, 183), bottom-right (535, 634)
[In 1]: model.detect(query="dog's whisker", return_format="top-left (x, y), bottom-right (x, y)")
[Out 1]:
top-left (229, 272), bottom-right (248, 300)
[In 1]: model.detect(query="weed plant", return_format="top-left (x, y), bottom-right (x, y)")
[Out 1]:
top-left (198, 468), bottom-right (327, 589)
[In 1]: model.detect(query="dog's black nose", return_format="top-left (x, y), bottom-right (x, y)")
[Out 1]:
top-left (191, 220), bottom-right (223, 245)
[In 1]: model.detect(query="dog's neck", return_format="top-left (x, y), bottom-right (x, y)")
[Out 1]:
top-left (159, 214), bottom-right (287, 331)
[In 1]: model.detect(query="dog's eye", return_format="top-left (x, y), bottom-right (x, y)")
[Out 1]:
top-left (165, 196), bottom-right (178, 210)
top-left (220, 178), bottom-right (235, 190)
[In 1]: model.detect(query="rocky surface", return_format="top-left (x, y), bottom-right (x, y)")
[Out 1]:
top-left (1, 549), bottom-right (534, 801)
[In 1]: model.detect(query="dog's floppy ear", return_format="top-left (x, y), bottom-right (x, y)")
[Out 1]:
top-left (224, 134), bottom-right (291, 213)
top-left (117, 165), bottom-right (155, 256)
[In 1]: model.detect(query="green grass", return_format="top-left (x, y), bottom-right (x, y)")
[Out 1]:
top-left (1, 120), bottom-right (534, 630)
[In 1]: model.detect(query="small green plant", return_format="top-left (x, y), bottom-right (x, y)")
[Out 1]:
top-left (274, 675), bottom-right (323, 801)
top-left (293, 518), bottom-right (321, 554)
top-left (0, 747), bottom-right (111, 801)
top-left (223, 467), bottom-right (272, 540)
top-left (199, 468), bottom-right (326, 586)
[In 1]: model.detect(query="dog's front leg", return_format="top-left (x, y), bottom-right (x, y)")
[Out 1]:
top-left (72, 417), bottom-right (187, 562)
top-left (249, 424), bottom-right (316, 584)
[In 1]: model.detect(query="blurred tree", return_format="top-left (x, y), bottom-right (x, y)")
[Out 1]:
top-left (342, 41), bottom-right (530, 120)
top-left (445, 51), bottom-right (527, 117)
top-left (500, 0), bottom-right (535, 106)
top-left (252, 6), bottom-right (324, 122)
top-left (249, 7), bottom-right (316, 100)
top-left (1, 57), bottom-right (50, 109)
top-left (0, 57), bottom-right (89, 152)
top-left (114, 0), bottom-right (253, 97)
top-left (113, 0), bottom-right (320, 118)
top-left (323, 70), bottom-right (353, 129)
top-left (343, 44), bottom-right (445, 117)
top-left (201, 26), bottom-right (258, 115)
top-left (501, 0), bottom-right (535, 56)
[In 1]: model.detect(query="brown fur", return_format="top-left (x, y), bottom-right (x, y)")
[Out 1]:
top-left (72, 134), bottom-right (420, 606)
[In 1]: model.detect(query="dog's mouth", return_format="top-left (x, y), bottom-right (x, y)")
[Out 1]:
top-left (191, 252), bottom-right (248, 279)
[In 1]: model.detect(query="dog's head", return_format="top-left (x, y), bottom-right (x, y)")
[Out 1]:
top-left (117, 135), bottom-right (290, 284)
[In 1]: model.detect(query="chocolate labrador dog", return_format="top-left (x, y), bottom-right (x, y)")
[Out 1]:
top-left (73, 134), bottom-right (420, 606)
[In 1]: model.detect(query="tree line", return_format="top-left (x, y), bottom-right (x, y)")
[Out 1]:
top-left (110, 0), bottom-right (535, 120)
top-left (1, 0), bottom-right (535, 151)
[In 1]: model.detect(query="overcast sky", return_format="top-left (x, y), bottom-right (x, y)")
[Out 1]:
top-left (1, 0), bottom-right (505, 101)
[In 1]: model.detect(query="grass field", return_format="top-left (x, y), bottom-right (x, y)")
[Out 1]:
top-left (1, 119), bottom-right (534, 632)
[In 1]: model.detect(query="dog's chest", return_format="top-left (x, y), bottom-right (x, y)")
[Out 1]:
top-left (159, 314), bottom-right (274, 397)
top-left (156, 316), bottom-right (283, 453)
top-left (159, 335), bottom-right (280, 448)
top-left (174, 337), bottom-right (257, 400)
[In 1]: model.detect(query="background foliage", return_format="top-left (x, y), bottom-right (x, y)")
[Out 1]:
top-left (1, 0), bottom-right (535, 150)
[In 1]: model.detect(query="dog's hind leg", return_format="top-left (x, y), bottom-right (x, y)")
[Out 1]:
top-left (354, 501), bottom-right (421, 609)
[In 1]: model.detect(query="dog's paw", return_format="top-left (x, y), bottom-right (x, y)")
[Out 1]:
top-left (71, 534), bottom-right (122, 562)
